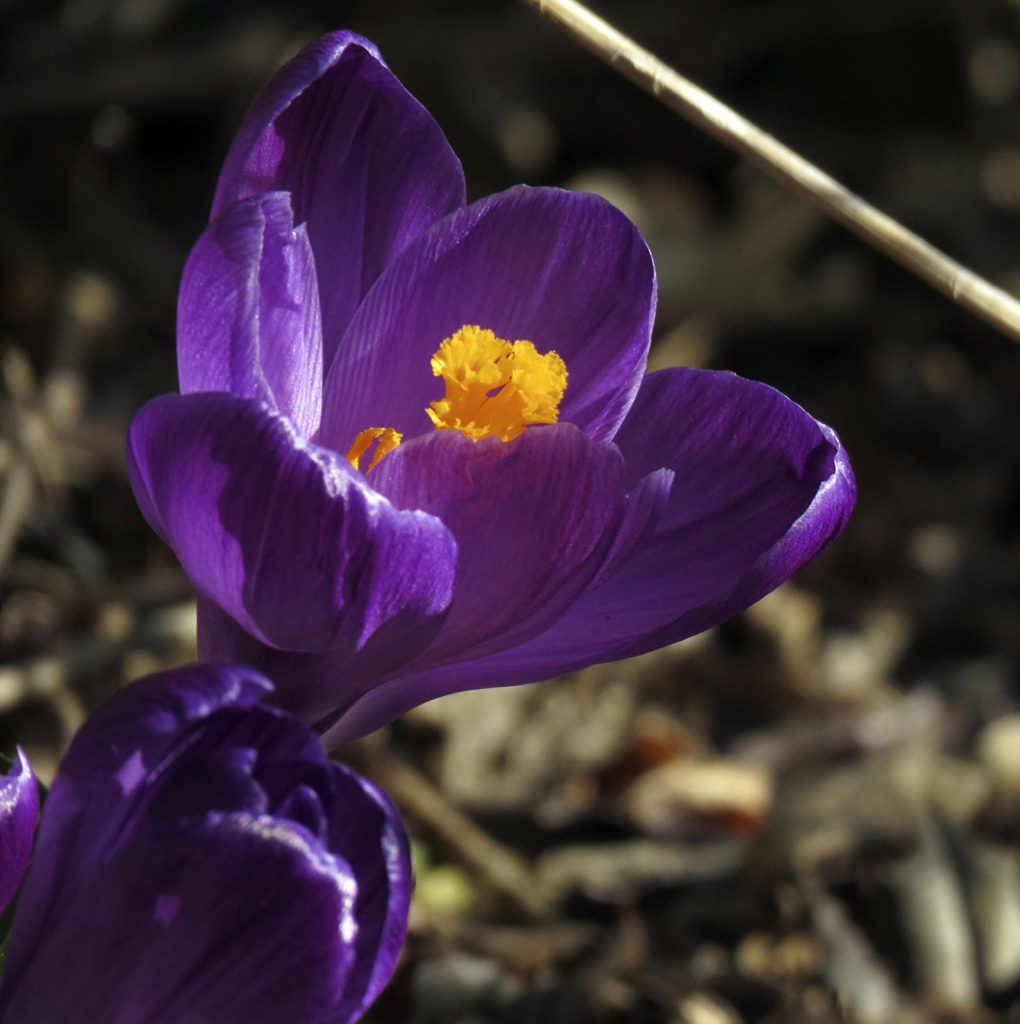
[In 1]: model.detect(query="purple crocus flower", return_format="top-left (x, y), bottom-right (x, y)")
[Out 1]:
top-left (0, 665), bottom-right (410, 1024)
top-left (127, 31), bottom-right (856, 744)
top-left (0, 750), bottom-right (39, 916)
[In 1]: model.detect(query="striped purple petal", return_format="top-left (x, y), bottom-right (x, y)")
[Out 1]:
top-left (214, 30), bottom-right (465, 367)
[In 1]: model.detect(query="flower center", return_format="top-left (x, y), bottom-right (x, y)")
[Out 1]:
top-left (426, 325), bottom-right (567, 442)
top-left (343, 325), bottom-right (567, 471)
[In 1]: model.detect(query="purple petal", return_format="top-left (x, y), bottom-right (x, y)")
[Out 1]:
top-left (0, 749), bottom-right (38, 914)
top-left (0, 814), bottom-right (359, 1024)
top-left (326, 764), bottom-right (412, 1021)
top-left (325, 369), bottom-right (853, 742)
top-left (303, 424), bottom-right (667, 742)
top-left (581, 466), bottom-right (674, 594)
top-left (213, 31), bottom-right (465, 365)
top-left (178, 192), bottom-right (323, 438)
top-left (273, 784), bottom-right (328, 839)
top-left (1, 666), bottom-right (272, 984)
top-left (229, 456), bottom-right (670, 745)
top-left (196, 596), bottom-right (450, 730)
top-left (320, 186), bottom-right (655, 450)
top-left (370, 425), bottom-right (632, 669)
top-left (126, 392), bottom-right (456, 660)
top-left (588, 367), bottom-right (856, 658)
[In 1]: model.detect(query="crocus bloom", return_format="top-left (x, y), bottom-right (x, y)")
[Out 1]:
top-left (0, 665), bottom-right (410, 1024)
top-left (127, 31), bottom-right (856, 744)
top-left (0, 750), bottom-right (38, 915)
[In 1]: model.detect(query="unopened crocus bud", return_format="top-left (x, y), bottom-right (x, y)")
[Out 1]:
top-left (0, 666), bottom-right (410, 1024)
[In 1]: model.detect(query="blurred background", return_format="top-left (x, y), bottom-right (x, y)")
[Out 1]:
top-left (2, 0), bottom-right (1020, 1020)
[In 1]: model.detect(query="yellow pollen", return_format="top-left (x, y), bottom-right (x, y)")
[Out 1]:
top-left (345, 427), bottom-right (403, 472)
top-left (426, 325), bottom-right (567, 442)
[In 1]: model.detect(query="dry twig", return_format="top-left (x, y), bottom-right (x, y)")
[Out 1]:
top-left (519, 0), bottom-right (1020, 344)
top-left (371, 755), bottom-right (554, 920)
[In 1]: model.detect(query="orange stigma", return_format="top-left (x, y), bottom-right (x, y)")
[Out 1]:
top-left (425, 325), bottom-right (567, 441)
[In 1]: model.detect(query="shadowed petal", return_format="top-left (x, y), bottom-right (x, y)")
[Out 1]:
top-left (0, 750), bottom-right (38, 915)
top-left (199, 423), bottom-right (659, 735)
top-left (213, 30), bottom-right (465, 364)
top-left (320, 186), bottom-right (655, 449)
top-left (178, 192), bottom-right (323, 438)
top-left (0, 814), bottom-right (358, 1024)
top-left (209, 453), bottom-right (672, 744)
top-left (371, 425), bottom-right (632, 667)
top-left (195, 597), bottom-right (447, 730)
top-left (56, 665), bottom-right (271, 786)
top-left (126, 392), bottom-right (456, 654)
top-left (324, 369), bottom-right (853, 742)
top-left (326, 765), bottom-right (411, 1022)
top-left (1, 667), bottom-right (272, 981)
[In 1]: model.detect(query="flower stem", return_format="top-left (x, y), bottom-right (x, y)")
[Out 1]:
top-left (519, 0), bottom-right (1020, 345)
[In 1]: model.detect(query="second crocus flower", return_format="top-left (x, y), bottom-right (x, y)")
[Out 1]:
top-left (0, 665), bottom-right (410, 1024)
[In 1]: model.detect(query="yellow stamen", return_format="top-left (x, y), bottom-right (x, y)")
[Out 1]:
top-left (426, 325), bottom-right (567, 442)
top-left (345, 427), bottom-right (403, 472)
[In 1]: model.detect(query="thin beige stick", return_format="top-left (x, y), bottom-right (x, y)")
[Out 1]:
top-left (520, 0), bottom-right (1020, 345)
top-left (372, 757), bottom-right (553, 919)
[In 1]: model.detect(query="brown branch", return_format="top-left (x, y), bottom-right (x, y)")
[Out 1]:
top-left (371, 756), bottom-right (554, 920)
top-left (519, 0), bottom-right (1020, 345)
